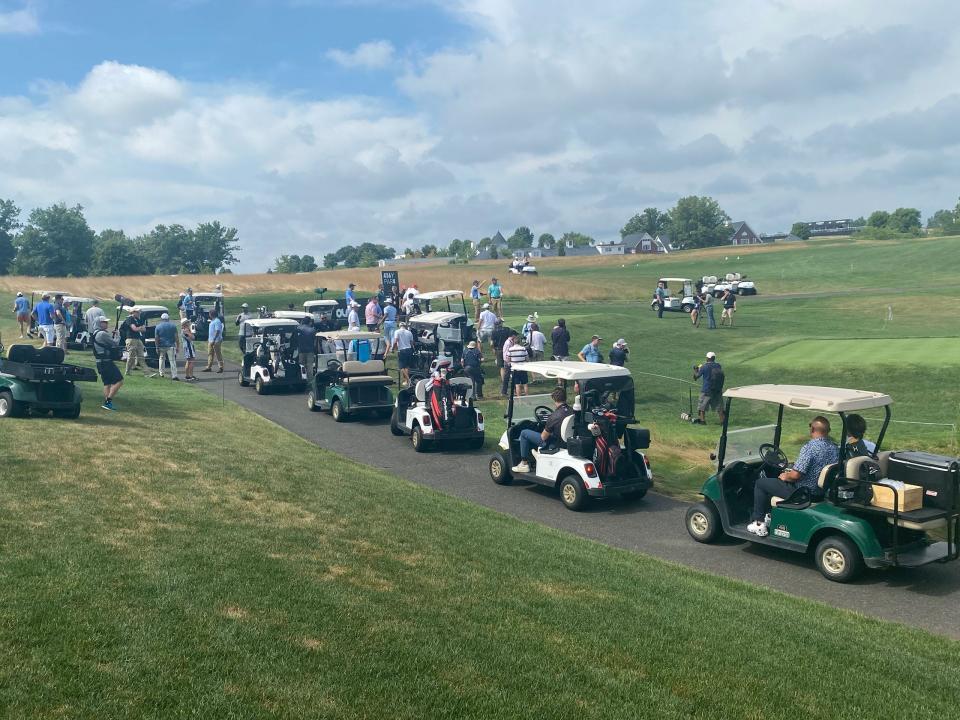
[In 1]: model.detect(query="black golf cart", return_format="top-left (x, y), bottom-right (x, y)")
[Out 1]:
top-left (407, 290), bottom-right (476, 376)
top-left (237, 318), bottom-right (305, 394)
top-left (190, 291), bottom-right (224, 341)
top-left (0, 342), bottom-right (97, 419)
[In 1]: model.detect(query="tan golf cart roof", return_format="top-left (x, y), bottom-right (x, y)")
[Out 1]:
top-left (304, 299), bottom-right (339, 309)
top-left (317, 330), bottom-right (382, 341)
top-left (125, 305), bottom-right (169, 314)
top-left (64, 296), bottom-right (99, 304)
top-left (658, 277), bottom-right (693, 283)
top-left (511, 360), bottom-right (631, 381)
top-left (409, 311), bottom-right (463, 324)
top-left (724, 385), bottom-right (892, 412)
top-left (193, 292), bottom-right (223, 299)
top-left (413, 290), bottom-right (464, 301)
top-left (34, 289), bottom-right (71, 296)
top-left (271, 310), bottom-right (313, 321)
top-left (245, 318), bottom-right (299, 329)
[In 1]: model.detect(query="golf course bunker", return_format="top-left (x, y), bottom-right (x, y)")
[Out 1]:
top-left (748, 337), bottom-right (960, 368)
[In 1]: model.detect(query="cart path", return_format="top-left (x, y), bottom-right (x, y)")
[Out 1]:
top-left (194, 369), bottom-right (960, 640)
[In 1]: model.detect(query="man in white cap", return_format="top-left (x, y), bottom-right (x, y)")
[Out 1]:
top-left (382, 297), bottom-right (398, 346)
top-left (153, 312), bottom-right (181, 380)
top-left (12, 291), bottom-right (30, 338)
top-left (234, 303), bottom-right (251, 336)
top-left (609, 338), bottom-right (629, 367)
top-left (694, 351), bottom-right (724, 424)
top-left (92, 315), bottom-right (123, 410)
top-left (347, 301), bottom-right (361, 331)
top-left (477, 303), bottom-right (497, 347)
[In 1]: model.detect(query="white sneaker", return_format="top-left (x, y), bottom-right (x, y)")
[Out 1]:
top-left (511, 461), bottom-right (531, 474)
top-left (747, 521), bottom-right (769, 537)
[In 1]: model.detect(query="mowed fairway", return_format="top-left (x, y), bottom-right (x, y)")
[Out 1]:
top-left (2, 370), bottom-right (960, 718)
top-left (747, 337), bottom-right (960, 368)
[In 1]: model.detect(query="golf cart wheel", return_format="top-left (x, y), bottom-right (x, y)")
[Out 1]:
top-left (489, 453), bottom-right (511, 485)
top-left (306, 390), bottom-right (318, 412)
top-left (559, 475), bottom-right (589, 511)
top-left (411, 425), bottom-right (428, 452)
top-left (686, 502), bottom-right (722, 543)
top-left (331, 399), bottom-right (345, 422)
top-left (238, 370), bottom-right (249, 387)
top-left (814, 535), bottom-right (863, 583)
top-left (389, 408), bottom-right (405, 436)
top-left (54, 404), bottom-right (82, 420)
top-left (0, 390), bottom-right (20, 418)
top-left (254, 377), bottom-right (266, 395)
top-left (682, 304), bottom-right (693, 314)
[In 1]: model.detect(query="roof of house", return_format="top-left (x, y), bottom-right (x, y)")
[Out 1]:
top-left (491, 231), bottom-right (508, 246)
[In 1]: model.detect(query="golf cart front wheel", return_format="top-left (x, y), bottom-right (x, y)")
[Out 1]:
top-left (306, 391), bottom-right (318, 412)
top-left (686, 502), bottom-right (722, 543)
top-left (489, 453), bottom-right (511, 485)
top-left (411, 426), bottom-right (428, 452)
top-left (238, 370), bottom-right (249, 387)
top-left (559, 476), bottom-right (589, 511)
top-left (0, 390), bottom-right (19, 418)
top-left (331, 399), bottom-right (345, 422)
top-left (814, 535), bottom-right (863, 583)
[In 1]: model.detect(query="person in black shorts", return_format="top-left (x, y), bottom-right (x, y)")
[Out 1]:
top-left (92, 316), bottom-right (123, 410)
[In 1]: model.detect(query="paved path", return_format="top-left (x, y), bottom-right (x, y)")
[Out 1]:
top-left (195, 370), bottom-right (960, 640)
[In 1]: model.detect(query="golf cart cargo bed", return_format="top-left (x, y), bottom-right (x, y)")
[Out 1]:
top-left (881, 542), bottom-right (954, 568)
top-left (886, 452), bottom-right (959, 511)
top-left (0, 358), bottom-right (97, 383)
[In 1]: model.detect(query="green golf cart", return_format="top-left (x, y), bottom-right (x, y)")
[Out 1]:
top-left (685, 384), bottom-right (960, 582)
top-left (306, 330), bottom-right (394, 421)
top-left (0, 342), bottom-right (97, 419)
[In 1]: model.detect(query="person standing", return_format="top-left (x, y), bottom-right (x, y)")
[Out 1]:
top-left (347, 301), bottom-right (361, 331)
top-left (529, 323), bottom-right (546, 361)
top-left (470, 280), bottom-right (485, 322)
top-left (92, 316), bottom-right (123, 410)
top-left (203, 310), bottom-right (224, 373)
top-left (297, 317), bottom-right (316, 382)
top-left (720, 289), bottom-right (737, 327)
top-left (376, 284), bottom-right (386, 306)
top-left (382, 297), bottom-right (398, 347)
top-left (345, 283), bottom-right (357, 307)
top-left (654, 281), bottom-right (667, 319)
top-left (691, 292), bottom-right (702, 327)
top-left (507, 335), bottom-right (530, 396)
top-left (392, 322), bottom-right (415, 387)
top-left (551, 319), bottom-right (570, 361)
top-left (703, 291), bottom-right (717, 329)
top-left (235, 303), bottom-right (252, 336)
top-left (477, 304), bottom-right (498, 348)
top-left (182, 288), bottom-right (195, 321)
top-left (462, 340), bottom-right (485, 399)
top-left (33, 293), bottom-right (55, 347)
top-left (693, 351), bottom-right (724, 424)
top-left (487, 277), bottom-right (503, 318)
top-left (492, 320), bottom-right (513, 396)
top-left (180, 318), bottom-right (198, 381)
top-left (365, 296), bottom-right (383, 332)
top-left (521, 314), bottom-right (537, 344)
top-left (577, 335), bottom-right (603, 363)
top-left (609, 338), bottom-right (629, 366)
top-left (122, 308), bottom-right (149, 376)
top-left (84, 299), bottom-right (105, 336)
top-left (52, 294), bottom-right (70, 353)
top-left (13, 292), bottom-right (30, 338)
top-left (154, 312), bottom-right (181, 380)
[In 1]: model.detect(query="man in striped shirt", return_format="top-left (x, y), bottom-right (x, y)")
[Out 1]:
top-left (506, 333), bottom-right (530, 397)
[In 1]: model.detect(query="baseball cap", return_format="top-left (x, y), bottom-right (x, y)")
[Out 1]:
top-left (591, 334), bottom-right (602, 340)
top-left (161, 312), bottom-right (170, 320)
top-left (616, 338), bottom-right (627, 346)
top-left (467, 340), bottom-right (477, 348)
top-left (241, 302), bottom-right (249, 308)
top-left (180, 318), bottom-right (191, 326)
top-left (482, 302), bottom-right (490, 309)
top-left (706, 351), bottom-right (716, 359)
top-left (97, 316), bottom-right (109, 324)
top-left (384, 297), bottom-right (393, 304)
top-left (527, 314), bottom-right (535, 322)
top-left (16, 291), bottom-right (22, 297)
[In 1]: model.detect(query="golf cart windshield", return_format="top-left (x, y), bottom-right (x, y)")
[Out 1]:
top-left (511, 393), bottom-right (554, 423)
top-left (721, 425), bottom-right (778, 464)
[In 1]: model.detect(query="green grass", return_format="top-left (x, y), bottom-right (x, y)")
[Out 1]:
top-left (2, 371), bottom-right (959, 719)
top-left (747, 337), bottom-right (960, 368)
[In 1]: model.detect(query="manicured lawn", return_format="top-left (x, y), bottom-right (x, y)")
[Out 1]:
top-left (746, 337), bottom-right (960, 369)
top-left (2, 374), bottom-right (959, 719)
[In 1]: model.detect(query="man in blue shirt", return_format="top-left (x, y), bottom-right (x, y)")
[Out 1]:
top-left (382, 298), bottom-right (399, 346)
top-left (202, 311), bottom-right (225, 373)
top-left (577, 335), bottom-right (602, 363)
top-left (34, 293), bottom-right (56, 347)
top-left (345, 283), bottom-right (356, 306)
top-left (487, 277), bottom-right (503, 318)
top-left (693, 351), bottom-right (723, 424)
top-left (182, 289), bottom-right (196, 320)
top-left (654, 281), bottom-right (667, 319)
top-left (749, 416), bottom-right (839, 537)
top-left (13, 292), bottom-right (30, 338)
top-left (470, 280), bottom-right (485, 321)
top-left (153, 312), bottom-right (181, 380)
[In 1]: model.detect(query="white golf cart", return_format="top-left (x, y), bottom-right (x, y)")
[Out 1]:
top-left (64, 296), bottom-right (100, 350)
top-left (489, 361), bottom-right (653, 511)
top-left (271, 310), bottom-right (314, 323)
top-left (237, 318), bottom-right (306, 394)
top-left (118, 304), bottom-right (170, 366)
top-left (408, 290), bottom-right (476, 373)
top-left (509, 258), bottom-right (538, 275)
top-left (390, 357), bottom-right (484, 452)
top-left (304, 299), bottom-right (341, 330)
top-left (190, 291), bottom-right (224, 340)
top-left (649, 277), bottom-right (697, 313)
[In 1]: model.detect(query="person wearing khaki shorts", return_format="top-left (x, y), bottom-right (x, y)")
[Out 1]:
top-left (202, 311), bottom-right (225, 373)
top-left (122, 308), bottom-right (149, 376)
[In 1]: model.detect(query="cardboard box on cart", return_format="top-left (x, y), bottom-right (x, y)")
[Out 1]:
top-left (871, 483), bottom-right (923, 512)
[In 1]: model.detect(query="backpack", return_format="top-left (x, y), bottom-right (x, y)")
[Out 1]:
top-left (709, 366), bottom-right (725, 395)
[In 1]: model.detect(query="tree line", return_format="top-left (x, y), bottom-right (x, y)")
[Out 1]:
top-left (0, 199), bottom-right (239, 277)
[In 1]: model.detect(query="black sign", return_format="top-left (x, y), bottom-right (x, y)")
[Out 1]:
top-left (381, 270), bottom-right (399, 294)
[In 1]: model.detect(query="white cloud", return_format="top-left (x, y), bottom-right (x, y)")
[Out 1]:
top-left (327, 40), bottom-right (395, 69)
top-left (0, 2), bottom-right (38, 35)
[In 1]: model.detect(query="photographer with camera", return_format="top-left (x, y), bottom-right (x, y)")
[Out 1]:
top-left (693, 351), bottom-right (725, 425)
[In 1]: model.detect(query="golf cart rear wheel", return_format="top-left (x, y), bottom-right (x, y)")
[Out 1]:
top-left (686, 502), bottom-right (722, 543)
top-left (489, 453), bottom-right (511, 485)
top-left (411, 425), bottom-right (428, 452)
top-left (389, 408), bottom-right (405, 436)
top-left (307, 391), bottom-right (318, 412)
top-left (814, 535), bottom-right (863, 583)
top-left (331, 399), bottom-right (346, 422)
top-left (0, 390), bottom-right (19, 418)
top-left (238, 370), bottom-right (249, 387)
top-left (682, 305), bottom-right (693, 313)
top-left (559, 475), bottom-right (589, 511)
top-left (254, 377), bottom-right (266, 395)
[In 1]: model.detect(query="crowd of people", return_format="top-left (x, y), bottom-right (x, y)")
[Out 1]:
top-left (653, 281), bottom-right (739, 328)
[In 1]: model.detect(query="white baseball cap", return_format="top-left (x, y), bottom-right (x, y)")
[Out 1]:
top-left (97, 316), bottom-right (109, 324)
top-left (161, 312), bottom-right (170, 320)
top-left (706, 351), bottom-right (716, 359)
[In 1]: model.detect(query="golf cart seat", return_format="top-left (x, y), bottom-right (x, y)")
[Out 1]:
top-left (771, 463), bottom-right (837, 507)
top-left (7, 344), bottom-right (37, 363)
top-left (414, 379), bottom-right (430, 402)
top-left (338, 359), bottom-right (394, 386)
top-left (560, 414), bottom-right (576, 442)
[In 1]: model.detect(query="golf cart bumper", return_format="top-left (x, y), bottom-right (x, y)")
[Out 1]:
top-left (863, 541), bottom-right (956, 569)
top-left (426, 428), bottom-right (485, 442)
top-left (587, 477), bottom-right (652, 498)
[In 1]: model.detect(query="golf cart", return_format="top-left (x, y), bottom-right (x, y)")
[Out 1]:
top-left (0, 341), bottom-right (97, 419)
top-left (509, 258), bottom-right (538, 275)
top-left (118, 304), bottom-right (169, 366)
top-left (190, 292), bottom-right (224, 340)
top-left (307, 331), bottom-right (394, 420)
top-left (489, 361), bottom-right (652, 511)
top-left (390, 357), bottom-right (484, 452)
top-left (304, 299), bottom-right (341, 330)
top-left (64, 296), bottom-right (100, 350)
top-left (237, 318), bottom-right (305, 394)
top-left (649, 277), bottom-right (696, 313)
top-left (685, 385), bottom-right (960, 582)
top-left (271, 310), bottom-right (314, 324)
top-left (408, 290), bottom-right (475, 373)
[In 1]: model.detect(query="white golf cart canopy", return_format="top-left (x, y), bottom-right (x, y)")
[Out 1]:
top-left (511, 360), bottom-right (631, 381)
top-left (317, 330), bottom-right (382, 341)
top-left (658, 277), bottom-right (693, 283)
top-left (245, 318), bottom-right (299, 330)
top-left (193, 292), bottom-right (223, 300)
top-left (409, 311), bottom-right (463, 324)
top-left (272, 310), bottom-right (313, 321)
top-left (64, 296), bottom-right (99, 304)
top-left (304, 299), bottom-right (339, 310)
top-left (724, 385), bottom-right (892, 412)
top-left (125, 305), bottom-right (169, 314)
top-left (413, 290), bottom-right (464, 301)
top-left (34, 289), bottom-right (72, 297)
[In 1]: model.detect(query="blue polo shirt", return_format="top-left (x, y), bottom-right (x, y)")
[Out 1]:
top-left (35, 300), bottom-right (54, 325)
top-left (470, 286), bottom-right (481, 300)
top-left (14, 297), bottom-right (29, 314)
top-left (154, 320), bottom-right (178, 348)
top-left (384, 304), bottom-right (398, 322)
top-left (208, 317), bottom-right (224, 342)
top-left (580, 343), bottom-right (601, 362)
top-left (488, 283), bottom-right (502, 299)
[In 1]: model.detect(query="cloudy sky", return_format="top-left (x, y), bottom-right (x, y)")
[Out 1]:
top-left (1, 0), bottom-right (958, 271)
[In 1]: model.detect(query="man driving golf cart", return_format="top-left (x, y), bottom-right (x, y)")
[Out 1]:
top-left (490, 361), bottom-right (653, 511)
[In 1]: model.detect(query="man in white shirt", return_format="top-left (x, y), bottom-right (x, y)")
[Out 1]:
top-left (392, 322), bottom-right (416, 386)
top-left (347, 301), bottom-right (360, 331)
top-left (529, 324), bottom-right (546, 361)
top-left (84, 300), bottom-right (106, 334)
top-left (477, 304), bottom-right (498, 347)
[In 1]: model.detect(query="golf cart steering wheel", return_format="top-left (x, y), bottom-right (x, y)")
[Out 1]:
top-left (327, 359), bottom-right (342, 372)
top-left (758, 443), bottom-right (788, 473)
top-left (534, 405), bottom-right (553, 423)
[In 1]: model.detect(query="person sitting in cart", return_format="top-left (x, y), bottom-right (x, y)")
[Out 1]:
top-left (748, 416), bottom-right (839, 537)
top-left (512, 387), bottom-right (574, 474)
top-left (845, 413), bottom-right (876, 457)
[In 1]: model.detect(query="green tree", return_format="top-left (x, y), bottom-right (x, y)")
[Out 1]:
top-left (141, 224), bottom-right (193, 274)
top-left (790, 222), bottom-right (811, 240)
top-left (927, 209), bottom-right (956, 230)
top-left (867, 210), bottom-right (890, 228)
top-left (91, 229), bottom-right (148, 276)
top-left (0, 199), bottom-right (21, 275)
top-left (560, 231), bottom-right (594, 247)
top-left (507, 226), bottom-right (534, 249)
top-left (300, 255), bottom-right (318, 272)
top-left (447, 238), bottom-right (474, 259)
top-left (557, 243), bottom-right (566, 257)
top-left (621, 208), bottom-right (669, 238)
top-left (489, 246), bottom-right (499, 260)
top-left (191, 221), bottom-right (240, 272)
top-left (667, 196), bottom-right (730, 250)
top-left (12, 203), bottom-right (95, 276)
top-left (273, 254), bottom-right (303, 273)
top-left (420, 244), bottom-right (438, 257)
top-left (537, 233), bottom-right (556, 249)
top-left (887, 207), bottom-right (921, 234)
top-left (852, 216), bottom-right (867, 227)
top-left (476, 237), bottom-right (492, 252)
top-left (324, 243), bottom-right (395, 269)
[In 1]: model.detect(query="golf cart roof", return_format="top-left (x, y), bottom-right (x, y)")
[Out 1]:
top-left (245, 318), bottom-right (300, 329)
top-left (659, 277), bottom-right (693, 283)
top-left (317, 330), bottom-right (382, 341)
top-left (413, 290), bottom-right (464, 301)
top-left (304, 299), bottom-right (339, 309)
top-left (125, 305), bottom-right (169, 314)
top-left (64, 296), bottom-right (99, 304)
top-left (724, 384), bottom-right (892, 412)
top-left (512, 360), bottom-right (631, 381)
top-left (272, 311), bottom-right (313, 321)
top-left (34, 289), bottom-right (71, 296)
top-left (193, 292), bottom-right (223, 299)
top-left (409, 311), bottom-right (464, 324)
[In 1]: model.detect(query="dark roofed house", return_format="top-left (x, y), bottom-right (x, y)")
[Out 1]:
top-left (490, 231), bottom-right (508, 248)
top-left (729, 221), bottom-right (762, 246)
top-left (623, 232), bottom-right (668, 254)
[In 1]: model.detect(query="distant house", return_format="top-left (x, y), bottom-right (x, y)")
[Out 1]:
top-left (490, 231), bottom-right (509, 249)
top-left (799, 219), bottom-right (863, 237)
top-left (623, 232), bottom-right (669, 254)
top-left (594, 240), bottom-right (627, 255)
top-left (729, 221), bottom-right (762, 246)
